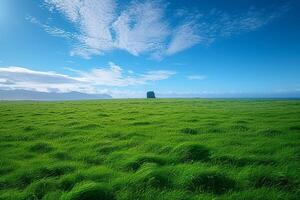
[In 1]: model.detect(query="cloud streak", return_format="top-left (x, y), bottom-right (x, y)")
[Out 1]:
top-left (187, 75), bottom-right (206, 80)
top-left (0, 63), bottom-right (175, 93)
top-left (26, 16), bottom-right (74, 39)
top-left (33, 0), bottom-right (289, 58)
top-left (166, 20), bottom-right (201, 55)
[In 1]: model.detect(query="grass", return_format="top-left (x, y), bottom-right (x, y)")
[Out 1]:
top-left (0, 99), bottom-right (299, 200)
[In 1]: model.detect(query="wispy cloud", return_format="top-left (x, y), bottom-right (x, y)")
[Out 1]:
top-left (30, 0), bottom-right (289, 59)
top-left (113, 1), bottom-right (169, 57)
top-left (167, 5), bottom-right (290, 54)
top-left (166, 20), bottom-right (202, 55)
top-left (43, 0), bottom-right (169, 58)
top-left (26, 16), bottom-right (74, 39)
top-left (187, 75), bottom-right (206, 80)
top-left (67, 62), bottom-right (175, 87)
top-left (0, 63), bottom-right (175, 93)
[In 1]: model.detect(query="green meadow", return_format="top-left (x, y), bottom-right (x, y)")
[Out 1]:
top-left (0, 99), bottom-right (299, 200)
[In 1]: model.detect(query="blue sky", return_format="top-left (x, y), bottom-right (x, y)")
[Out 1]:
top-left (0, 0), bottom-right (299, 98)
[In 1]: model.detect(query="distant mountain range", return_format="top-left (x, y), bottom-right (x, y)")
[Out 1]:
top-left (0, 90), bottom-right (112, 100)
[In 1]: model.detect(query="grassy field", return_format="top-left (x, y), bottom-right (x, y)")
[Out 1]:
top-left (0, 99), bottom-right (299, 200)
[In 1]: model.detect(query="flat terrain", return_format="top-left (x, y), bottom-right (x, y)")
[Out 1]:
top-left (0, 99), bottom-right (299, 200)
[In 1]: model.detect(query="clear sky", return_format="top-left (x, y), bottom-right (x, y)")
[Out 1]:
top-left (0, 0), bottom-right (299, 98)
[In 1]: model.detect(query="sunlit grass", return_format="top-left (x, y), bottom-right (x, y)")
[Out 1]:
top-left (0, 99), bottom-right (299, 199)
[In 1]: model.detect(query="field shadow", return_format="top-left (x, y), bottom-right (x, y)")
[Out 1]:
top-left (131, 121), bottom-right (151, 126)
top-left (289, 125), bottom-right (300, 131)
top-left (249, 173), bottom-right (298, 191)
top-left (212, 155), bottom-right (276, 167)
top-left (180, 128), bottom-right (199, 135)
top-left (230, 125), bottom-right (250, 132)
top-left (51, 151), bottom-right (72, 161)
top-left (29, 142), bottom-right (54, 153)
top-left (207, 128), bottom-right (224, 133)
top-left (23, 126), bottom-right (35, 132)
top-left (259, 129), bottom-right (284, 137)
top-left (186, 171), bottom-right (236, 194)
top-left (8, 164), bottom-right (75, 189)
top-left (76, 124), bottom-right (100, 130)
top-left (98, 113), bottom-right (109, 117)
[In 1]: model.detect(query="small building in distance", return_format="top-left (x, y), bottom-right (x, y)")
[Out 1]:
top-left (147, 91), bottom-right (156, 98)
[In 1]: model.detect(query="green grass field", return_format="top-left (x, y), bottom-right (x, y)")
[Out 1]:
top-left (0, 99), bottom-right (299, 200)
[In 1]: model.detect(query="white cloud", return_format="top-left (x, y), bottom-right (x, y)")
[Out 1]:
top-left (167, 5), bottom-right (289, 54)
top-left (0, 63), bottom-right (175, 93)
top-left (187, 75), bottom-right (206, 80)
top-left (113, 1), bottom-right (169, 56)
top-left (34, 0), bottom-right (289, 58)
top-left (26, 16), bottom-right (74, 39)
top-left (43, 0), bottom-right (169, 58)
top-left (44, 0), bottom-right (116, 58)
top-left (166, 20), bottom-right (202, 55)
top-left (0, 66), bottom-right (86, 93)
top-left (0, 66), bottom-right (80, 83)
top-left (45, 0), bottom-right (82, 22)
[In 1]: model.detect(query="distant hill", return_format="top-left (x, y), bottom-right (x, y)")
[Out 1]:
top-left (0, 90), bottom-right (112, 100)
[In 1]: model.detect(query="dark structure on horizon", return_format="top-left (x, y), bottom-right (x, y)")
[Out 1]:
top-left (147, 91), bottom-right (156, 99)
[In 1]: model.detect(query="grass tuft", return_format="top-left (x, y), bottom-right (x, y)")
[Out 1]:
top-left (123, 155), bottom-right (167, 171)
top-left (186, 171), bottom-right (236, 194)
top-left (24, 179), bottom-right (56, 200)
top-left (130, 166), bottom-right (173, 189)
top-left (173, 143), bottom-right (211, 162)
top-left (59, 173), bottom-right (86, 191)
top-left (61, 181), bottom-right (115, 200)
top-left (250, 172), bottom-right (298, 191)
top-left (38, 164), bottom-right (75, 177)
